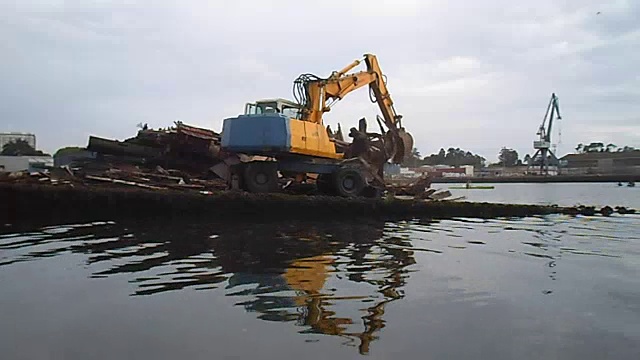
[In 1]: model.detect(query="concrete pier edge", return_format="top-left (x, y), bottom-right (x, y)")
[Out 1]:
top-left (2, 183), bottom-right (634, 226)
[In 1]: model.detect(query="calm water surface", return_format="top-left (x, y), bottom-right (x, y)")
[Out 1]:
top-left (1, 184), bottom-right (638, 359)
top-left (446, 182), bottom-right (639, 208)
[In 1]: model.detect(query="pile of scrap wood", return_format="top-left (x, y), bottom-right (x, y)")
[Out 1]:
top-left (386, 176), bottom-right (465, 201)
top-left (0, 169), bottom-right (77, 186)
top-left (85, 121), bottom-right (227, 173)
top-left (81, 165), bottom-right (227, 193)
top-left (3, 165), bottom-right (463, 200)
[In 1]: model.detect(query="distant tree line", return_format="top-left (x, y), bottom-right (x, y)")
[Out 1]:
top-left (380, 141), bottom-right (640, 170)
top-left (575, 142), bottom-right (636, 153)
top-left (53, 146), bottom-right (86, 158)
top-left (411, 146), bottom-right (529, 168)
top-left (403, 147), bottom-right (486, 168)
top-left (0, 139), bottom-right (49, 156)
top-left (497, 147), bottom-right (520, 167)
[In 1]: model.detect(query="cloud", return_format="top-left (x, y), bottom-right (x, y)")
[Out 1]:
top-left (0, 0), bottom-right (638, 163)
top-left (346, 0), bottom-right (427, 17)
top-left (232, 58), bottom-right (281, 80)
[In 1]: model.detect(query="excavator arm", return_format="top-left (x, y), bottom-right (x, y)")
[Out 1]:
top-left (363, 54), bottom-right (404, 131)
top-left (301, 54), bottom-right (402, 128)
top-left (304, 71), bottom-right (378, 124)
top-left (293, 53), bottom-right (413, 163)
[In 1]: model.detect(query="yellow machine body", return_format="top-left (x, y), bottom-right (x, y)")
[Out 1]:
top-left (288, 119), bottom-right (343, 159)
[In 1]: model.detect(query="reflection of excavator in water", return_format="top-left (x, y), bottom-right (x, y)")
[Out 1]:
top-left (220, 54), bottom-right (414, 197)
top-left (281, 255), bottom-right (408, 355)
top-left (229, 254), bottom-right (412, 355)
top-left (77, 218), bottom-right (417, 355)
top-left (224, 224), bottom-right (416, 355)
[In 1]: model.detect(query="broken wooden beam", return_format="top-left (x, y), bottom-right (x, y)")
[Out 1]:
top-left (85, 175), bottom-right (167, 190)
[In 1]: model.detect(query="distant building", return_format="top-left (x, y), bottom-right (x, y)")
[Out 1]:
top-left (411, 165), bottom-right (474, 178)
top-left (0, 132), bottom-right (36, 150)
top-left (559, 151), bottom-right (640, 175)
top-left (475, 166), bottom-right (529, 177)
top-left (0, 155), bottom-right (53, 173)
top-left (399, 167), bottom-right (418, 177)
top-left (383, 163), bottom-right (401, 176)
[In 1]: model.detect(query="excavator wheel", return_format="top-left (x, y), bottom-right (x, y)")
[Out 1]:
top-left (333, 168), bottom-right (365, 197)
top-left (243, 161), bottom-right (279, 193)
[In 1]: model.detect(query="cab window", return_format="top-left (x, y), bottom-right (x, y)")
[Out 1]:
top-left (281, 106), bottom-right (300, 119)
top-left (256, 103), bottom-right (278, 114)
top-left (244, 103), bottom-right (257, 115)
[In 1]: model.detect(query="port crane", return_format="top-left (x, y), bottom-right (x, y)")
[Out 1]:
top-left (528, 93), bottom-right (561, 175)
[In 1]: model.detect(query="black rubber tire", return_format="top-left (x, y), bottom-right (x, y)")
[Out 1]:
top-left (333, 168), bottom-right (365, 197)
top-left (316, 173), bottom-right (335, 195)
top-left (243, 162), bottom-right (279, 193)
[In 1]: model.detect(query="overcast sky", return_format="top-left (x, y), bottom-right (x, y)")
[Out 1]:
top-left (1, 0), bottom-right (639, 161)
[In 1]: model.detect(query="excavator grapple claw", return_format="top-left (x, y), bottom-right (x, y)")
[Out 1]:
top-left (398, 128), bottom-right (414, 164)
top-left (388, 128), bottom-right (414, 164)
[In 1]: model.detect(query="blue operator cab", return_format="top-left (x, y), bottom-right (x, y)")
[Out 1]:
top-left (221, 98), bottom-right (303, 154)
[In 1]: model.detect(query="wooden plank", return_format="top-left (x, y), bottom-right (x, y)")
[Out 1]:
top-left (428, 190), bottom-right (453, 201)
top-left (85, 175), bottom-right (166, 190)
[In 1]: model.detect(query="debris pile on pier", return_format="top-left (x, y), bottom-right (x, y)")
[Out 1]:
top-left (0, 163), bottom-right (458, 201)
top-left (0, 163), bottom-right (227, 195)
top-left (85, 121), bottom-right (226, 173)
top-left (1, 121), bottom-right (459, 201)
top-left (385, 176), bottom-right (463, 201)
top-left (0, 121), bottom-right (230, 194)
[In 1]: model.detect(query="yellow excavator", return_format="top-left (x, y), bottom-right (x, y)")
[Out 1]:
top-left (220, 53), bottom-right (413, 197)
